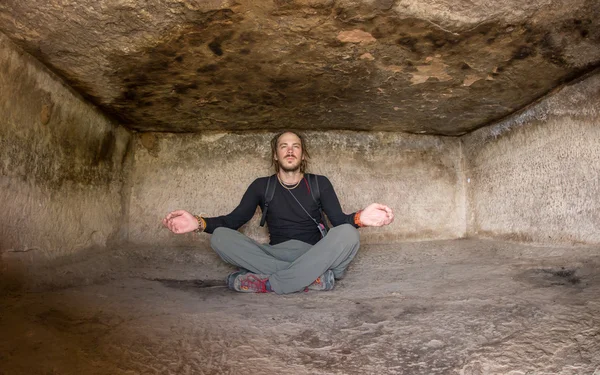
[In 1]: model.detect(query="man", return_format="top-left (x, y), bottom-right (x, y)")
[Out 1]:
top-left (163, 131), bottom-right (394, 294)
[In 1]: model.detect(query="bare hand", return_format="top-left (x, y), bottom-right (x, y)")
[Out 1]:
top-left (359, 203), bottom-right (394, 227)
top-left (162, 210), bottom-right (199, 234)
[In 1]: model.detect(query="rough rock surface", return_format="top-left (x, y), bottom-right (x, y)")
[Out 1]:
top-left (463, 70), bottom-right (600, 244)
top-left (1, 240), bottom-right (599, 374)
top-left (1, 0), bottom-right (599, 135)
top-left (0, 33), bottom-right (131, 267)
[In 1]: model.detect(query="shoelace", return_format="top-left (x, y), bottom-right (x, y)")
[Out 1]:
top-left (241, 274), bottom-right (269, 293)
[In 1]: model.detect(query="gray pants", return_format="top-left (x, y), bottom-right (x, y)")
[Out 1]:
top-left (210, 224), bottom-right (360, 294)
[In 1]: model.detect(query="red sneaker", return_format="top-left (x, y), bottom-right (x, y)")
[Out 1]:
top-left (230, 272), bottom-right (272, 293)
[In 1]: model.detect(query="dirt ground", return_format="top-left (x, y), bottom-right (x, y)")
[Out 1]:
top-left (1, 239), bottom-right (599, 375)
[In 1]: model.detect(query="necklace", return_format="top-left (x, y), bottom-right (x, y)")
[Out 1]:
top-left (277, 175), bottom-right (303, 190)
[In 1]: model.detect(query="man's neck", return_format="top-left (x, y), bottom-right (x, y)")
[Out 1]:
top-left (277, 170), bottom-right (303, 185)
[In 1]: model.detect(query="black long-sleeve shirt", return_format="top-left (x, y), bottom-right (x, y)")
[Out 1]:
top-left (204, 174), bottom-right (358, 245)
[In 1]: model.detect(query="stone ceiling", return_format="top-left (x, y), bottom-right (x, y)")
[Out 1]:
top-left (1, 0), bottom-right (599, 135)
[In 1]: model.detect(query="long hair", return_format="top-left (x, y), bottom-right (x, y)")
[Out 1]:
top-left (270, 130), bottom-right (310, 174)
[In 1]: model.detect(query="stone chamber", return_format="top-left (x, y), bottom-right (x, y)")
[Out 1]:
top-left (0, 1), bottom-right (599, 374)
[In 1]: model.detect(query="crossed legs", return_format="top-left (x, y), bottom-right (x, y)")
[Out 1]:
top-left (210, 224), bottom-right (360, 294)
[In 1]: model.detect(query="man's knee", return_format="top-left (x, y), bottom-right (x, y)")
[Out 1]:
top-left (331, 224), bottom-right (360, 245)
top-left (210, 227), bottom-right (233, 249)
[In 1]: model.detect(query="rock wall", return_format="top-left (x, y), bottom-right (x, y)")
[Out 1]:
top-left (3, 25), bottom-right (597, 281)
top-left (127, 131), bottom-right (465, 247)
top-left (462, 70), bottom-right (600, 244)
top-left (0, 33), bottom-right (131, 270)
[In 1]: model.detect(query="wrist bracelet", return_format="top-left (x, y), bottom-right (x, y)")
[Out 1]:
top-left (354, 210), bottom-right (364, 227)
top-left (193, 214), bottom-right (206, 233)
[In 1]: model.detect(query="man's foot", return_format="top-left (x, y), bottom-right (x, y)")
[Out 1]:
top-left (226, 269), bottom-right (248, 289)
top-left (307, 270), bottom-right (335, 291)
top-left (227, 271), bottom-right (272, 293)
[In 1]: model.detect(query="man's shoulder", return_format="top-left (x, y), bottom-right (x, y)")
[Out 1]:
top-left (254, 174), bottom-right (276, 183)
top-left (306, 173), bottom-right (331, 184)
top-left (249, 175), bottom-right (276, 189)
top-left (304, 174), bottom-right (334, 197)
top-left (305, 173), bottom-right (328, 179)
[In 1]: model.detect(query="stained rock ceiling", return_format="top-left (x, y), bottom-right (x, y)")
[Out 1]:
top-left (1, 0), bottom-right (599, 135)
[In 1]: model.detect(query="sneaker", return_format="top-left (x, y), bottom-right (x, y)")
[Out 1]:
top-left (229, 271), bottom-right (272, 293)
top-left (307, 270), bottom-right (335, 291)
top-left (226, 269), bottom-right (249, 290)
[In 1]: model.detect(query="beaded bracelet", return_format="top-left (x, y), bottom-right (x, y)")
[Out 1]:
top-left (193, 214), bottom-right (206, 233)
top-left (354, 210), bottom-right (364, 227)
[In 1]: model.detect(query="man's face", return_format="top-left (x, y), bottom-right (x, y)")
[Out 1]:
top-left (274, 132), bottom-right (304, 172)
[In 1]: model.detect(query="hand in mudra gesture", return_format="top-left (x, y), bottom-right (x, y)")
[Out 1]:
top-left (360, 203), bottom-right (394, 227)
top-left (163, 210), bottom-right (199, 234)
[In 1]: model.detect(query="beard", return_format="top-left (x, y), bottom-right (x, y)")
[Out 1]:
top-left (278, 157), bottom-right (302, 172)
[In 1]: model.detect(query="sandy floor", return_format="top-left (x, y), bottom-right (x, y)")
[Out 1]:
top-left (1, 239), bottom-right (599, 375)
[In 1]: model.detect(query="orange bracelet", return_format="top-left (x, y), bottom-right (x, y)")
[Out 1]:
top-left (354, 210), bottom-right (364, 227)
